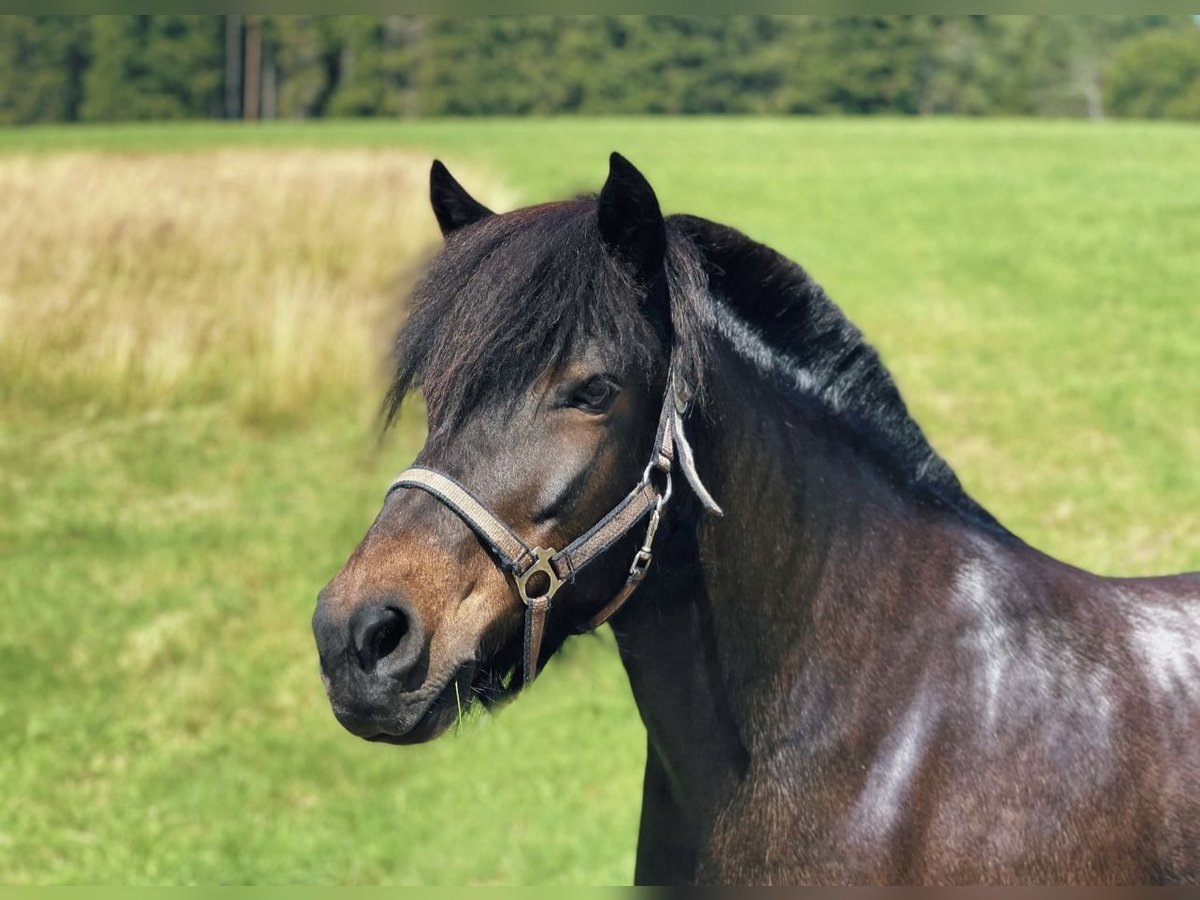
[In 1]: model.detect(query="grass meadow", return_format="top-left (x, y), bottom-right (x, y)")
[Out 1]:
top-left (1, 118), bottom-right (1198, 884)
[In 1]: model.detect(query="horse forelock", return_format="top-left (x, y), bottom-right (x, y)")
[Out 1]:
top-left (385, 199), bottom-right (711, 444)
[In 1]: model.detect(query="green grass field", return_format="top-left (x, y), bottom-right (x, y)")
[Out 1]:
top-left (2, 118), bottom-right (1199, 884)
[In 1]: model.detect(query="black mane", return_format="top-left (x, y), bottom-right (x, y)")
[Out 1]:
top-left (387, 200), bottom-right (1002, 531)
top-left (672, 213), bottom-right (1004, 532)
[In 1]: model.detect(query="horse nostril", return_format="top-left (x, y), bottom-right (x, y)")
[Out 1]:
top-left (371, 613), bottom-right (407, 661)
top-left (351, 603), bottom-right (415, 673)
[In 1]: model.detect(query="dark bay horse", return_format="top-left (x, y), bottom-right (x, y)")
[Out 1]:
top-left (312, 153), bottom-right (1200, 885)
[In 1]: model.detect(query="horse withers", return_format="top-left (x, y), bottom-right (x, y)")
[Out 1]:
top-left (311, 154), bottom-right (1200, 884)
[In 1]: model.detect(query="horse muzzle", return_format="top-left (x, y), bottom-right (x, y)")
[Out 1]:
top-left (312, 589), bottom-right (471, 743)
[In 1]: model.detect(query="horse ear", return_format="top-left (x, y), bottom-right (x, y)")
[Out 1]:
top-left (598, 152), bottom-right (666, 281)
top-left (430, 160), bottom-right (494, 237)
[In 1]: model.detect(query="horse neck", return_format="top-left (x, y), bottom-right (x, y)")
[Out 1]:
top-left (611, 326), bottom-right (981, 790)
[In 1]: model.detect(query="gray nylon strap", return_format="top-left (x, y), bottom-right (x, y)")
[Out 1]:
top-left (653, 367), bottom-right (677, 471)
top-left (552, 480), bottom-right (659, 580)
top-left (388, 468), bottom-right (534, 573)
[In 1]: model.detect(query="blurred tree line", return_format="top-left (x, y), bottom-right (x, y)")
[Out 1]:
top-left (3, 15), bottom-right (1200, 125)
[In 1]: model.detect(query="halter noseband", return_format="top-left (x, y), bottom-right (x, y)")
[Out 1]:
top-left (387, 363), bottom-right (721, 686)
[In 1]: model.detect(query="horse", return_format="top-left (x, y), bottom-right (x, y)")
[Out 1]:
top-left (311, 153), bottom-right (1200, 885)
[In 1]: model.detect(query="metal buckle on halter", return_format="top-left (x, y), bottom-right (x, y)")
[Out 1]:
top-left (628, 474), bottom-right (671, 579)
top-left (629, 547), bottom-right (654, 578)
top-left (514, 546), bottom-right (564, 607)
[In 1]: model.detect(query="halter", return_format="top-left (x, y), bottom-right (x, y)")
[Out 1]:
top-left (387, 363), bottom-right (721, 686)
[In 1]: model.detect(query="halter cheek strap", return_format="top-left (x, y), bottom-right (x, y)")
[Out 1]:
top-left (388, 364), bottom-right (720, 686)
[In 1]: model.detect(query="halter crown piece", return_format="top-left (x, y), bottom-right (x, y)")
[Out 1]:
top-left (387, 362), bottom-right (721, 686)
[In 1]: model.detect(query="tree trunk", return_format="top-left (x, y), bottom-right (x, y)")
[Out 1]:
top-left (262, 48), bottom-right (277, 121)
top-left (224, 15), bottom-right (242, 120)
top-left (244, 16), bottom-right (262, 121)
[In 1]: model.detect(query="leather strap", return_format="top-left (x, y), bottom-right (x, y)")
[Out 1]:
top-left (522, 596), bottom-right (550, 686)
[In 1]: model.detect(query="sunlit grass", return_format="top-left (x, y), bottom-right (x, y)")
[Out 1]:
top-left (0, 148), bottom-right (510, 424)
top-left (1, 118), bottom-right (1198, 884)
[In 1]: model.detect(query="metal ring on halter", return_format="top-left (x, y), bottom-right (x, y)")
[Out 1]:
top-left (655, 473), bottom-right (673, 511)
top-left (641, 461), bottom-right (674, 506)
top-left (513, 546), bottom-right (565, 606)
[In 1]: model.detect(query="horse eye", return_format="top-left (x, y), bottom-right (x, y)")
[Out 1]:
top-left (570, 376), bottom-right (618, 413)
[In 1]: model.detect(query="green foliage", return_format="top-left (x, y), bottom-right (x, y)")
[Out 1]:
top-left (80, 15), bottom-right (222, 121)
top-left (266, 15), bottom-right (335, 119)
top-left (323, 16), bottom-right (422, 118)
top-left (421, 16), bottom-right (601, 115)
top-left (0, 16), bottom-right (89, 125)
top-left (2, 16), bottom-right (1198, 123)
top-left (1105, 27), bottom-right (1200, 120)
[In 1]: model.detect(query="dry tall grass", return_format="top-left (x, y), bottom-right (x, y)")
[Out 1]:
top-left (0, 150), bottom-right (507, 423)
